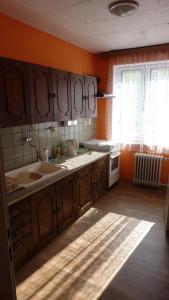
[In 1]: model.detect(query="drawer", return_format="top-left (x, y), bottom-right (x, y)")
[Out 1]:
top-left (94, 156), bottom-right (108, 167)
top-left (10, 211), bottom-right (31, 233)
top-left (9, 199), bottom-right (30, 219)
top-left (76, 165), bottom-right (92, 177)
top-left (11, 223), bottom-right (32, 244)
top-left (13, 235), bottom-right (33, 269)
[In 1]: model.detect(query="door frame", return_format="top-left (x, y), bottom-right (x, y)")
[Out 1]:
top-left (165, 174), bottom-right (169, 231)
top-left (0, 143), bottom-right (16, 299)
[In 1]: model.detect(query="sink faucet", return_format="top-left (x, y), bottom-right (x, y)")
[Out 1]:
top-left (22, 136), bottom-right (40, 162)
top-left (21, 126), bottom-right (40, 162)
top-left (26, 137), bottom-right (33, 143)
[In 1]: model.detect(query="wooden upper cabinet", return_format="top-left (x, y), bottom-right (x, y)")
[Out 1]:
top-left (0, 58), bottom-right (30, 127)
top-left (70, 73), bottom-right (85, 119)
top-left (85, 76), bottom-right (97, 118)
top-left (51, 69), bottom-right (71, 121)
top-left (0, 57), bottom-right (98, 126)
top-left (30, 185), bottom-right (58, 249)
top-left (76, 165), bottom-right (94, 217)
top-left (25, 64), bottom-right (53, 123)
top-left (70, 74), bottom-right (97, 119)
top-left (56, 174), bottom-right (77, 231)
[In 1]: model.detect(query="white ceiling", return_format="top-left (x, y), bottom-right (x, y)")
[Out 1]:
top-left (1, 0), bottom-right (169, 53)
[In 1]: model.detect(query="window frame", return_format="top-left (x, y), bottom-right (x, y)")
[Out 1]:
top-left (113, 60), bottom-right (169, 146)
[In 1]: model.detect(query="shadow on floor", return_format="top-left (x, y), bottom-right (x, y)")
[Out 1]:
top-left (16, 182), bottom-right (168, 300)
top-left (99, 225), bottom-right (169, 300)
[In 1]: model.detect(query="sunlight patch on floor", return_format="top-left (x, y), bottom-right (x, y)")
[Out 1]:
top-left (16, 209), bottom-right (154, 300)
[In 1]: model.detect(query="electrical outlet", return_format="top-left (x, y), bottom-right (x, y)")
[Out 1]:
top-left (88, 119), bottom-right (91, 125)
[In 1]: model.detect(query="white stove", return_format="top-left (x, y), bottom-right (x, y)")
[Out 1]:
top-left (80, 139), bottom-right (116, 152)
top-left (81, 139), bottom-right (120, 187)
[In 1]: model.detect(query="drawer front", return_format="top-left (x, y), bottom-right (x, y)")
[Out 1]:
top-left (10, 211), bottom-right (30, 233)
top-left (13, 235), bottom-right (33, 269)
top-left (11, 223), bottom-right (32, 244)
top-left (9, 199), bottom-right (30, 219)
top-left (93, 155), bottom-right (108, 168)
top-left (76, 165), bottom-right (93, 177)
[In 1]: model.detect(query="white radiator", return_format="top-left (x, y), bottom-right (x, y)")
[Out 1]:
top-left (134, 153), bottom-right (163, 187)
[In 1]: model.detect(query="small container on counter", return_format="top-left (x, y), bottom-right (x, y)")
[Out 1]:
top-left (42, 147), bottom-right (49, 162)
top-left (56, 146), bottom-right (61, 160)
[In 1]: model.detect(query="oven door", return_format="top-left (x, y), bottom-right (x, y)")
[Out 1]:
top-left (110, 153), bottom-right (120, 175)
top-left (109, 152), bottom-right (120, 187)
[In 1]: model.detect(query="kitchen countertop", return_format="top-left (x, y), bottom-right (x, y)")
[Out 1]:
top-left (7, 151), bottom-right (109, 206)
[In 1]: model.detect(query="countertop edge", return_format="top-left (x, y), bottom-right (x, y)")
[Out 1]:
top-left (7, 152), bottom-right (109, 206)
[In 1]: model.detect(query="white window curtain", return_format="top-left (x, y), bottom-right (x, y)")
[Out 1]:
top-left (112, 61), bottom-right (169, 154)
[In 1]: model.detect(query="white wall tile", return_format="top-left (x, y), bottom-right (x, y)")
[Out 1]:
top-left (2, 118), bottom-right (96, 171)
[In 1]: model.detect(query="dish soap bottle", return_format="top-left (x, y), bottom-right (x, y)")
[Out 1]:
top-left (56, 145), bottom-right (61, 160)
top-left (42, 147), bottom-right (48, 162)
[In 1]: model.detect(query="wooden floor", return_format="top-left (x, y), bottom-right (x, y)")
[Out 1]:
top-left (16, 181), bottom-right (169, 300)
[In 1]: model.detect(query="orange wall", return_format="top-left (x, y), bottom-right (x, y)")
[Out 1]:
top-left (0, 14), bottom-right (96, 75)
top-left (95, 54), bottom-right (109, 139)
top-left (0, 14), bottom-right (168, 184)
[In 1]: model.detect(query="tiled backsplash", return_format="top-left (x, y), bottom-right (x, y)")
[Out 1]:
top-left (0, 118), bottom-right (96, 172)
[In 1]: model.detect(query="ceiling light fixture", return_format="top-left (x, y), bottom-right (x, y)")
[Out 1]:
top-left (109, 0), bottom-right (139, 17)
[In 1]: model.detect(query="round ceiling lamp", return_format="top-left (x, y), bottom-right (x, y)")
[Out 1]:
top-left (109, 0), bottom-right (139, 17)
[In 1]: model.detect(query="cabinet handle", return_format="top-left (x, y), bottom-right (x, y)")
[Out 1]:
top-left (52, 207), bottom-right (60, 214)
top-left (48, 93), bottom-right (53, 98)
top-left (48, 93), bottom-right (56, 99)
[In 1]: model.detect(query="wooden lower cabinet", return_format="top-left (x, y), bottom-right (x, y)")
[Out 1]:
top-left (9, 185), bottom-right (58, 270)
top-left (30, 185), bottom-right (58, 250)
top-left (94, 156), bottom-right (108, 201)
top-left (56, 174), bottom-right (77, 231)
top-left (76, 165), bottom-right (94, 216)
top-left (9, 156), bottom-right (109, 270)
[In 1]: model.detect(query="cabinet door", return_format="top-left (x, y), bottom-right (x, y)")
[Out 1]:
top-left (57, 175), bottom-right (77, 231)
top-left (51, 69), bottom-right (71, 121)
top-left (76, 165), bottom-right (93, 216)
top-left (85, 76), bottom-right (97, 118)
top-left (70, 73), bottom-right (85, 119)
top-left (30, 185), bottom-right (58, 249)
top-left (0, 58), bottom-right (30, 127)
top-left (94, 156), bottom-right (108, 201)
top-left (26, 63), bottom-right (53, 123)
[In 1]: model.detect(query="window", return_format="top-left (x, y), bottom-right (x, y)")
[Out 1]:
top-left (112, 61), bottom-right (169, 152)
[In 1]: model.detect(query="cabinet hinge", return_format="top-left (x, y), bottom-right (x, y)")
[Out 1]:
top-left (9, 246), bottom-right (13, 262)
top-left (7, 228), bottom-right (11, 239)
